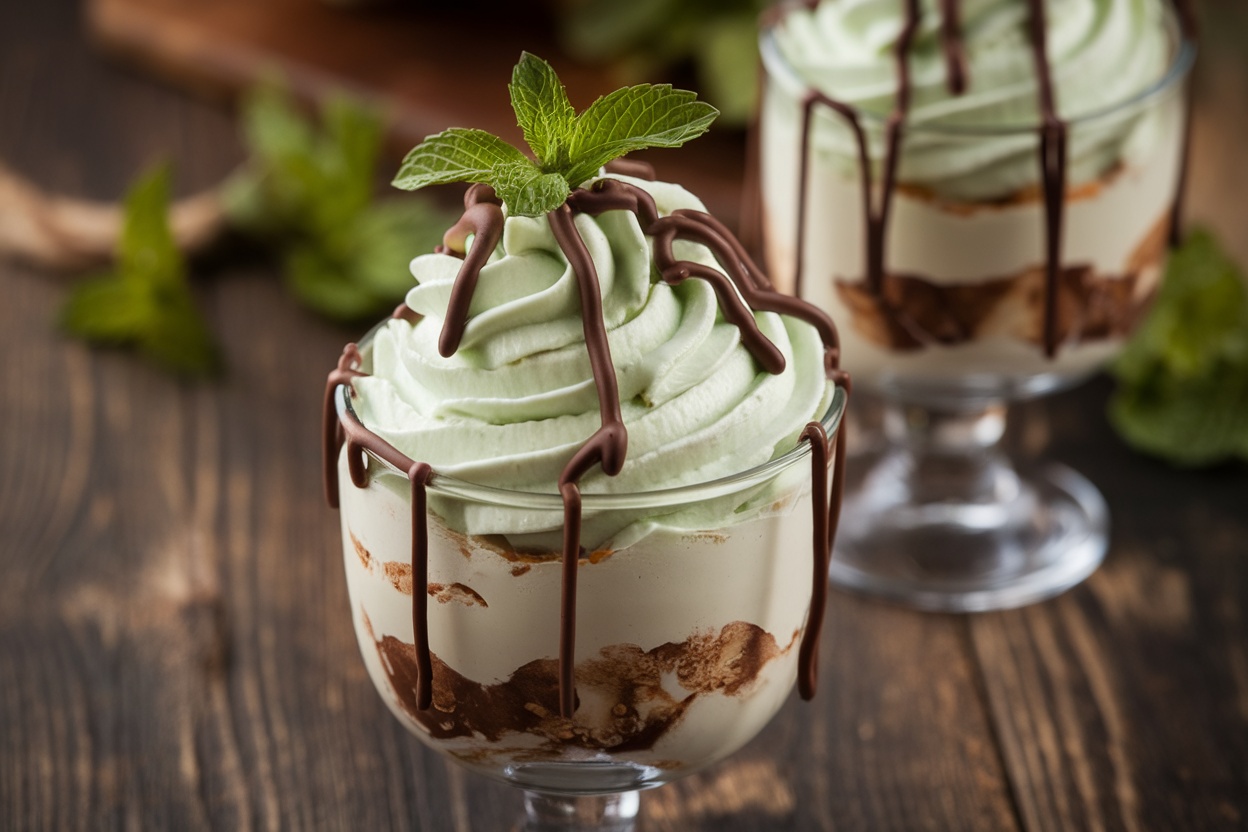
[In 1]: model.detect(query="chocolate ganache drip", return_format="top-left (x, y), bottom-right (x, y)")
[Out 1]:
top-left (787, 0), bottom-right (1197, 360)
top-left (325, 176), bottom-right (851, 720)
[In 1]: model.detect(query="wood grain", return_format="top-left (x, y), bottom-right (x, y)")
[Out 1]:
top-left (973, 379), bottom-right (1248, 832)
top-left (1, 0), bottom-right (1247, 829)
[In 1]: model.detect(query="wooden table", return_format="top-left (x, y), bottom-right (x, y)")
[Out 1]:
top-left (3, 1), bottom-right (1246, 829)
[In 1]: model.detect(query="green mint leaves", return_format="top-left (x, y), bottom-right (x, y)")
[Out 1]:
top-left (60, 165), bottom-right (221, 377)
top-left (225, 84), bottom-right (454, 321)
top-left (391, 52), bottom-right (718, 217)
top-left (1109, 228), bottom-right (1248, 466)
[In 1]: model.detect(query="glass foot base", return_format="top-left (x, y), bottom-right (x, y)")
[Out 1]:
top-left (520, 789), bottom-right (640, 831)
top-left (831, 461), bottom-right (1108, 612)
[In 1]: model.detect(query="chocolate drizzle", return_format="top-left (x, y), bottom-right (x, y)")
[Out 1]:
top-left (785, 0), bottom-right (1197, 360)
top-left (325, 173), bottom-right (850, 721)
top-left (1023, 0), bottom-right (1068, 357)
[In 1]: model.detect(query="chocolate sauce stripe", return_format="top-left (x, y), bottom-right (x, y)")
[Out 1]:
top-left (796, 421), bottom-right (830, 700)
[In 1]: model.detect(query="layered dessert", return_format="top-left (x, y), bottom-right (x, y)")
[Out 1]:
top-left (325, 163), bottom-right (849, 784)
top-left (760, 0), bottom-right (1194, 398)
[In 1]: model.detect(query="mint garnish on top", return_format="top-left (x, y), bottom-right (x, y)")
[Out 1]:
top-left (391, 52), bottom-right (719, 216)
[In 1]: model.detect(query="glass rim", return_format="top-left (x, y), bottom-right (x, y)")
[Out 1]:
top-left (759, 0), bottom-right (1196, 138)
top-left (335, 328), bottom-right (848, 511)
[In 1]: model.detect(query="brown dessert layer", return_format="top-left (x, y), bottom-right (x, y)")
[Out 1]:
top-left (372, 619), bottom-right (797, 757)
top-left (379, 562), bottom-right (490, 607)
top-left (894, 162), bottom-right (1126, 216)
top-left (834, 213), bottom-right (1169, 352)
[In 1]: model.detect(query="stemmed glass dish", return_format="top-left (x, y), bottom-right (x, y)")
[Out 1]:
top-left (330, 335), bottom-right (847, 830)
top-left (759, 1), bottom-right (1195, 611)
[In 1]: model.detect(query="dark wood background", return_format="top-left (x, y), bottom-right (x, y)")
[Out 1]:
top-left (2, 1), bottom-right (1246, 829)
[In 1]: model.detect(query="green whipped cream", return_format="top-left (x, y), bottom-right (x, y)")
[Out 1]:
top-left (352, 174), bottom-right (834, 500)
top-left (766, 0), bottom-right (1179, 199)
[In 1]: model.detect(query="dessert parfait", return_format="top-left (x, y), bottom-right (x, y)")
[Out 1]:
top-left (757, 0), bottom-right (1196, 611)
top-left (761, 0), bottom-right (1196, 402)
top-left (323, 54), bottom-right (850, 825)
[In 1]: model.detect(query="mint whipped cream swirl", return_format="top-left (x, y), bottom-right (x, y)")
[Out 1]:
top-left (767, 0), bottom-right (1177, 199)
top-left (352, 175), bottom-right (833, 523)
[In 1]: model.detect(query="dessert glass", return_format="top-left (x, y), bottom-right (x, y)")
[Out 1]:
top-left (333, 334), bottom-right (847, 830)
top-left (759, 6), bottom-right (1195, 611)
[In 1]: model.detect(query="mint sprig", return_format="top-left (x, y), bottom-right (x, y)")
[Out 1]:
top-left (60, 165), bottom-right (221, 377)
top-left (225, 83), bottom-right (454, 321)
top-left (1109, 228), bottom-right (1248, 466)
top-left (391, 52), bottom-right (718, 217)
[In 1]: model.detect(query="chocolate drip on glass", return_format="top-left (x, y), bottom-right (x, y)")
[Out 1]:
top-left (1168, 0), bottom-right (1198, 246)
top-left (1023, 0), bottom-right (1068, 357)
top-left (787, 0), bottom-right (1196, 361)
top-left (325, 175), bottom-right (850, 721)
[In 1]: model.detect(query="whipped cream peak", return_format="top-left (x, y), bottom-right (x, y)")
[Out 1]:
top-left (356, 173), bottom-right (836, 495)
top-left (773, 0), bottom-right (1174, 129)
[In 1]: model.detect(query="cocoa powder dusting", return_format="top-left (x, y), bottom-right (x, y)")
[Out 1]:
top-left (382, 566), bottom-right (489, 607)
top-left (374, 621), bottom-right (792, 758)
top-left (430, 582), bottom-right (488, 608)
top-left (351, 532), bottom-right (372, 570)
top-left (384, 561), bottom-right (413, 595)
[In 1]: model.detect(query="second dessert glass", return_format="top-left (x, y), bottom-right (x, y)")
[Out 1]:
top-left (759, 1), bottom-right (1195, 611)
top-left (331, 341), bottom-right (847, 830)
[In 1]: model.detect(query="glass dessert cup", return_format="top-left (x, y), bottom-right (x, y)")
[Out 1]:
top-left (332, 342), bottom-right (848, 830)
top-left (759, 14), bottom-right (1195, 611)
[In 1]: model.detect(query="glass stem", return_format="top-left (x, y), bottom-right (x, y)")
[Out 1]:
top-left (879, 401), bottom-right (1019, 506)
top-left (521, 790), bottom-right (640, 831)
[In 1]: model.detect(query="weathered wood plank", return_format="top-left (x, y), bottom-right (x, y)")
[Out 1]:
top-left (972, 383), bottom-right (1248, 832)
top-left (969, 4), bottom-right (1248, 825)
top-left (635, 597), bottom-right (1021, 831)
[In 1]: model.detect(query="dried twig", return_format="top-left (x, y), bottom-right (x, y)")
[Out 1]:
top-left (0, 162), bottom-right (226, 271)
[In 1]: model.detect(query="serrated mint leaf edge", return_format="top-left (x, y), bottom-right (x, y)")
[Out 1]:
top-left (392, 128), bottom-right (532, 191)
top-left (509, 52), bottom-right (576, 170)
top-left (564, 85), bottom-right (718, 185)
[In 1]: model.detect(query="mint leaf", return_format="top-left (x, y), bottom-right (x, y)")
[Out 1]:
top-left (1109, 228), bottom-right (1248, 466)
top-left (563, 84), bottom-right (718, 186)
top-left (1110, 370), bottom-right (1248, 467)
top-left (321, 94), bottom-right (384, 222)
top-left (392, 127), bottom-right (571, 217)
top-left (392, 128), bottom-right (531, 191)
top-left (350, 198), bottom-right (450, 297)
top-left (283, 242), bottom-right (383, 321)
top-left (558, 0), bottom-right (765, 127)
top-left (119, 158), bottom-right (181, 292)
top-left (509, 52), bottom-right (576, 170)
top-left (390, 53), bottom-right (717, 211)
top-left (228, 82), bottom-right (455, 320)
top-left (696, 15), bottom-right (762, 125)
top-left (492, 161), bottom-right (571, 216)
top-left (60, 165), bottom-right (220, 377)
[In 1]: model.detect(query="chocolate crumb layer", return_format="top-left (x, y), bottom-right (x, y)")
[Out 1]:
top-left (374, 621), bottom-right (795, 757)
top-left (834, 213), bottom-right (1168, 351)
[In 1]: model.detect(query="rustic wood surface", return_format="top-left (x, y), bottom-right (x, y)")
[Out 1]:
top-left (83, 0), bottom-right (748, 228)
top-left (2, 1), bottom-right (1246, 830)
